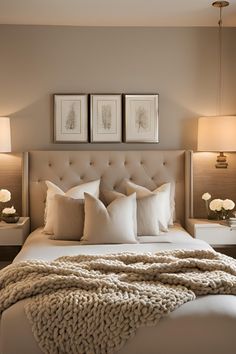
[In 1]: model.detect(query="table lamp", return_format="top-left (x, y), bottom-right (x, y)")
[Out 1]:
top-left (198, 116), bottom-right (236, 168)
top-left (0, 117), bottom-right (11, 153)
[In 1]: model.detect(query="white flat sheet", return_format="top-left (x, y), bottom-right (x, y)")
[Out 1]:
top-left (1, 225), bottom-right (236, 354)
top-left (14, 224), bottom-right (212, 262)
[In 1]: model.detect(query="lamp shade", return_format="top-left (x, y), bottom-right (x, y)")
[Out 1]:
top-left (198, 116), bottom-right (236, 152)
top-left (0, 117), bottom-right (11, 152)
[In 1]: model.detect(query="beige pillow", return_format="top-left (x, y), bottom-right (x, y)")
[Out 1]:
top-left (125, 180), bottom-right (173, 232)
top-left (44, 179), bottom-right (100, 234)
top-left (81, 193), bottom-right (138, 244)
top-left (103, 190), bottom-right (124, 205)
top-left (52, 194), bottom-right (84, 240)
top-left (104, 190), bottom-right (160, 236)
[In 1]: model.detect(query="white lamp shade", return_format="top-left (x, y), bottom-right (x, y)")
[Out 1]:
top-left (198, 116), bottom-right (236, 152)
top-left (0, 117), bottom-right (11, 152)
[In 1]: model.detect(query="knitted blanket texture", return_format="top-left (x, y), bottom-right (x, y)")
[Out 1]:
top-left (0, 249), bottom-right (236, 354)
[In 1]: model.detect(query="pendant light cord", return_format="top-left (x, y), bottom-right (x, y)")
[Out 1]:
top-left (213, 1), bottom-right (229, 115)
top-left (218, 6), bottom-right (222, 115)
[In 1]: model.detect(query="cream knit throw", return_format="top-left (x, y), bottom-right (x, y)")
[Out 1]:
top-left (1, 249), bottom-right (236, 354)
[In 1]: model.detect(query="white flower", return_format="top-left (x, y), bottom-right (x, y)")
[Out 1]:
top-left (0, 189), bottom-right (11, 203)
top-left (2, 206), bottom-right (16, 215)
top-left (209, 199), bottom-right (223, 212)
top-left (202, 192), bottom-right (211, 201)
top-left (223, 199), bottom-right (235, 211)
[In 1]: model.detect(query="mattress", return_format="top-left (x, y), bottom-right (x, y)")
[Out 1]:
top-left (1, 225), bottom-right (236, 354)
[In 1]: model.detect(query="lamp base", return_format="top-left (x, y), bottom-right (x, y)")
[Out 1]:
top-left (215, 152), bottom-right (228, 168)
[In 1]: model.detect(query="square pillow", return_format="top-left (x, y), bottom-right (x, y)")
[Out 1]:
top-left (125, 180), bottom-right (173, 232)
top-left (44, 179), bottom-right (100, 234)
top-left (81, 193), bottom-right (138, 244)
top-left (52, 194), bottom-right (84, 241)
top-left (103, 190), bottom-right (160, 236)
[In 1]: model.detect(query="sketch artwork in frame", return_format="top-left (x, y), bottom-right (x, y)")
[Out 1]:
top-left (124, 94), bottom-right (159, 143)
top-left (54, 94), bottom-right (88, 143)
top-left (90, 94), bottom-right (122, 142)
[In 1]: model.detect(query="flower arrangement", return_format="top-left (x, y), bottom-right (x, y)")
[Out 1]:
top-left (202, 192), bottom-right (235, 220)
top-left (2, 206), bottom-right (17, 216)
top-left (0, 189), bottom-right (19, 223)
top-left (0, 189), bottom-right (11, 203)
top-left (1, 206), bottom-right (19, 223)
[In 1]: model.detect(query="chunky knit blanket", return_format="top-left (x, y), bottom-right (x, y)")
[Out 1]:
top-left (0, 249), bottom-right (236, 354)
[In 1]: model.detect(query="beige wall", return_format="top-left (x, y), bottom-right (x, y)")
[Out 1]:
top-left (0, 25), bottom-right (235, 152)
top-left (0, 26), bottom-right (236, 216)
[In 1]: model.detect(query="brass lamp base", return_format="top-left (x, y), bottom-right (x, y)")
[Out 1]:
top-left (215, 152), bottom-right (228, 168)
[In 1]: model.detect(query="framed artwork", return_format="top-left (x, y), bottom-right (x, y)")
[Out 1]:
top-left (124, 94), bottom-right (159, 143)
top-left (54, 94), bottom-right (88, 143)
top-left (90, 94), bottom-right (122, 142)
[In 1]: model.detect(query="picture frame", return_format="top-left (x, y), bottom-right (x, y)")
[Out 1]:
top-left (124, 94), bottom-right (159, 143)
top-left (90, 94), bottom-right (122, 143)
top-left (54, 94), bottom-right (88, 143)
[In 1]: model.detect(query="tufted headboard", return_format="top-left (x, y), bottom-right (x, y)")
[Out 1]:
top-left (22, 150), bottom-right (193, 231)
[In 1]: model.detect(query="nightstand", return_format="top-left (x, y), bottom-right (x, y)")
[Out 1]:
top-left (186, 218), bottom-right (236, 258)
top-left (0, 217), bottom-right (30, 265)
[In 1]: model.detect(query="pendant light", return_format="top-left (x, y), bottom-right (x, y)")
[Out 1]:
top-left (198, 1), bottom-right (236, 168)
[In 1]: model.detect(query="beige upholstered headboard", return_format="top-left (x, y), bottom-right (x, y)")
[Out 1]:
top-left (22, 150), bottom-right (193, 231)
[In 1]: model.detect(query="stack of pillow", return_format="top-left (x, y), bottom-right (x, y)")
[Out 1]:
top-left (43, 179), bottom-right (175, 244)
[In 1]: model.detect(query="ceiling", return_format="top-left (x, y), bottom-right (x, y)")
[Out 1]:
top-left (0, 0), bottom-right (236, 27)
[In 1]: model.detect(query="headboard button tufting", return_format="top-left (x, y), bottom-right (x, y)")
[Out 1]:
top-left (28, 150), bottom-right (186, 231)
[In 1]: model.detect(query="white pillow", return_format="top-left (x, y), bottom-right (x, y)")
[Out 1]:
top-left (81, 193), bottom-right (138, 244)
top-left (103, 190), bottom-right (160, 236)
top-left (125, 181), bottom-right (173, 232)
top-left (44, 179), bottom-right (100, 234)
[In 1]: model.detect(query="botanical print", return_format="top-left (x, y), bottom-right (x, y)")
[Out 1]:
top-left (65, 103), bottom-right (76, 130)
top-left (135, 106), bottom-right (149, 132)
top-left (132, 101), bottom-right (151, 134)
top-left (97, 100), bottom-right (117, 134)
top-left (125, 94), bottom-right (158, 142)
top-left (101, 104), bottom-right (112, 130)
top-left (54, 94), bottom-right (88, 142)
top-left (61, 100), bottom-right (81, 134)
top-left (90, 95), bottom-right (121, 142)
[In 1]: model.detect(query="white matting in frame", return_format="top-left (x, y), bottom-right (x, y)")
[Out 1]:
top-left (90, 94), bottom-right (122, 142)
top-left (124, 94), bottom-right (159, 143)
top-left (54, 94), bottom-right (88, 142)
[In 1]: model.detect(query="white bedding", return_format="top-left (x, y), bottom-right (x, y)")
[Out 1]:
top-left (1, 225), bottom-right (236, 354)
top-left (14, 224), bottom-right (212, 262)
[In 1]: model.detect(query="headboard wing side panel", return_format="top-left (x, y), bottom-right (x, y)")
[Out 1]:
top-left (28, 150), bottom-right (187, 231)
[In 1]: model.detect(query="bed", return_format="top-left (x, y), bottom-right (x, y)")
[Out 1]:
top-left (0, 150), bottom-right (236, 354)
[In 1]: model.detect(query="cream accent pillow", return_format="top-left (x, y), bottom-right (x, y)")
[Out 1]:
top-left (125, 181), bottom-right (173, 232)
top-left (104, 190), bottom-right (160, 236)
top-left (81, 193), bottom-right (138, 244)
top-left (52, 195), bottom-right (84, 240)
top-left (44, 179), bottom-right (100, 234)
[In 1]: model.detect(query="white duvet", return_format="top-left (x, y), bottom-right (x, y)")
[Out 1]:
top-left (1, 225), bottom-right (236, 354)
